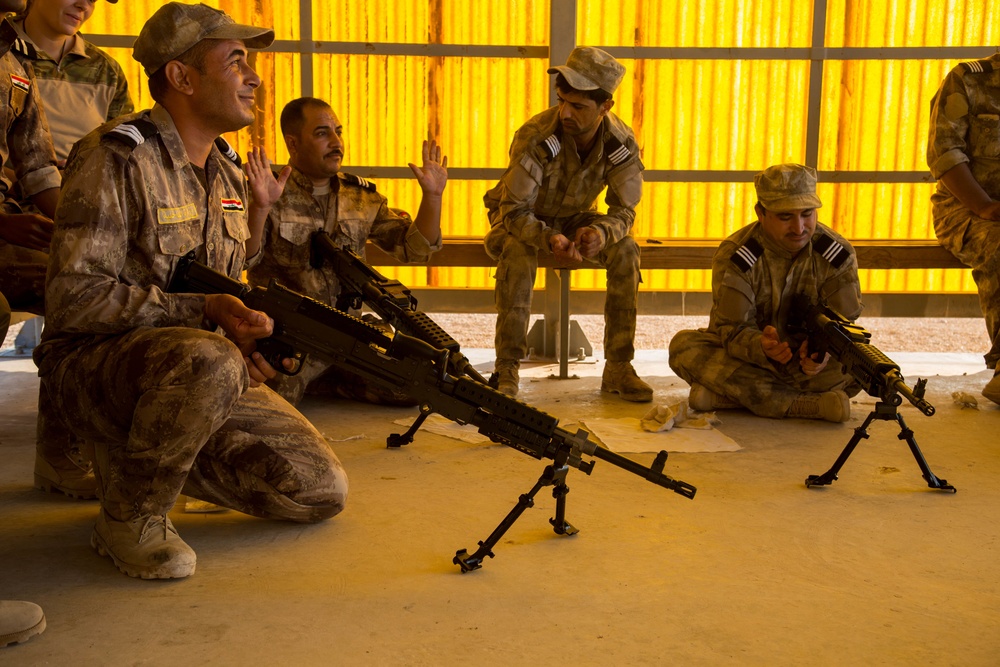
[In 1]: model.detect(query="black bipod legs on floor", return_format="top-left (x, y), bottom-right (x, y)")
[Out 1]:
top-left (454, 462), bottom-right (576, 573)
top-left (805, 401), bottom-right (956, 492)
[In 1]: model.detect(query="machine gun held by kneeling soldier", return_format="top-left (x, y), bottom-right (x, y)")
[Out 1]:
top-left (790, 297), bottom-right (955, 493)
top-left (170, 256), bottom-right (696, 572)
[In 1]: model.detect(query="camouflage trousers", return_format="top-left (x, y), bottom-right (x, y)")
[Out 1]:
top-left (933, 200), bottom-right (1000, 369)
top-left (669, 329), bottom-right (858, 418)
top-left (485, 214), bottom-right (641, 362)
top-left (40, 326), bottom-right (348, 523)
top-left (0, 240), bottom-right (47, 318)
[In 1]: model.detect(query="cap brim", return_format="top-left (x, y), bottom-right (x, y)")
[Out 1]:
top-left (761, 194), bottom-right (823, 213)
top-left (547, 65), bottom-right (600, 91)
top-left (205, 24), bottom-right (275, 50)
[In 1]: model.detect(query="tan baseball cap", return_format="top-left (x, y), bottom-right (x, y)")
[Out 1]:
top-left (754, 164), bottom-right (823, 212)
top-left (132, 2), bottom-right (274, 76)
top-left (547, 46), bottom-right (625, 94)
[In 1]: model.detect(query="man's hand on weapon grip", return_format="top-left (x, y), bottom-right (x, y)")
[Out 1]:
top-left (761, 325), bottom-right (794, 364)
top-left (797, 339), bottom-right (830, 376)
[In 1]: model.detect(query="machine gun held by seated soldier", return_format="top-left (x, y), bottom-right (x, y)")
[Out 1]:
top-left (170, 256), bottom-right (696, 572)
top-left (790, 298), bottom-right (955, 493)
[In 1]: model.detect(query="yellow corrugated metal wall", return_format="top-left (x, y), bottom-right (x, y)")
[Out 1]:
top-left (85, 0), bottom-right (994, 294)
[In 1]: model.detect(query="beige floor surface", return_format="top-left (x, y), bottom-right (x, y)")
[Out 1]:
top-left (1, 350), bottom-right (998, 666)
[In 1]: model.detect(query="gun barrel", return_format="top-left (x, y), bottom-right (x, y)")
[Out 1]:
top-left (889, 376), bottom-right (936, 416)
top-left (592, 445), bottom-right (697, 499)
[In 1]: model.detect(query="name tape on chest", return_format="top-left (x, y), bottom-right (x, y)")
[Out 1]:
top-left (157, 203), bottom-right (198, 225)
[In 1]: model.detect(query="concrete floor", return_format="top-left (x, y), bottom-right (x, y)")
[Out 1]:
top-left (1, 348), bottom-right (998, 665)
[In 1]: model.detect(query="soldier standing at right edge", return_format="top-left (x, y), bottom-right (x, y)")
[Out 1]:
top-left (927, 52), bottom-right (1000, 405)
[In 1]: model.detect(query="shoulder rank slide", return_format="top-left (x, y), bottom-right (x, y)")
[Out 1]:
top-left (11, 37), bottom-right (38, 60)
top-left (105, 118), bottom-right (158, 149)
top-left (959, 58), bottom-right (995, 75)
top-left (605, 135), bottom-right (631, 166)
top-left (540, 134), bottom-right (561, 160)
top-left (812, 233), bottom-right (850, 268)
top-left (341, 172), bottom-right (377, 192)
top-left (731, 236), bottom-right (763, 273)
top-left (215, 137), bottom-right (241, 167)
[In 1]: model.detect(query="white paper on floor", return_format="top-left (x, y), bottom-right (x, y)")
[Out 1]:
top-left (579, 401), bottom-right (742, 453)
top-left (393, 414), bottom-right (492, 444)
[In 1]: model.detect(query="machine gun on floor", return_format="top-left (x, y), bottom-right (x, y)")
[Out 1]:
top-left (311, 231), bottom-right (487, 386)
top-left (791, 298), bottom-right (955, 492)
top-left (170, 257), bottom-right (696, 571)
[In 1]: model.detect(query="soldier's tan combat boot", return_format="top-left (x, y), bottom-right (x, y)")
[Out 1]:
top-left (982, 371), bottom-right (1000, 406)
top-left (493, 358), bottom-right (520, 397)
top-left (601, 361), bottom-right (653, 402)
top-left (91, 509), bottom-right (196, 579)
top-left (0, 601), bottom-right (46, 648)
top-left (786, 390), bottom-right (851, 423)
top-left (34, 447), bottom-right (97, 500)
top-left (688, 383), bottom-right (741, 411)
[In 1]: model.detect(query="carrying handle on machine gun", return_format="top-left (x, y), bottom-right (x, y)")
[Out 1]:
top-left (311, 231), bottom-right (489, 385)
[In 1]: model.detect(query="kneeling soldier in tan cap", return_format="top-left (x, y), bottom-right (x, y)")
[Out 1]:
top-left (669, 164), bottom-right (862, 422)
top-left (484, 46), bottom-right (650, 401)
top-left (33, 2), bottom-right (348, 579)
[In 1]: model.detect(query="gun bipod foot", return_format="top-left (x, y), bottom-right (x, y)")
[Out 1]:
top-left (453, 544), bottom-right (493, 573)
top-left (925, 475), bottom-right (957, 493)
top-left (805, 472), bottom-right (838, 488)
top-left (549, 518), bottom-right (579, 536)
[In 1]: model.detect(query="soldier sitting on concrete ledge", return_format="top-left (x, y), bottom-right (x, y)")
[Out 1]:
top-left (668, 163), bottom-right (862, 423)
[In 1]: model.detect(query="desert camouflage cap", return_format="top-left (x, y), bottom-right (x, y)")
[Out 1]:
top-left (547, 46), bottom-right (625, 94)
top-left (132, 2), bottom-right (274, 76)
top-left (754, 163), bottom-right (823, 212)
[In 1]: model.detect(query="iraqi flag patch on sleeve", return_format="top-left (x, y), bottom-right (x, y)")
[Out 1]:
top-left (221, 197), bottom-right (245, 212)
top-left (10, 74), bottom-right (30, 93)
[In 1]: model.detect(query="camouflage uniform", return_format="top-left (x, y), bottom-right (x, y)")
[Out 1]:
top-left (669, 221), bottom-right (862, 418)
top-left (33, 105), bottom-right (347, 523)
top-left (0, 18), bottom-right (60, 321)
top-left (484, 106), bottom-right (643, 361)
top-left (927, 53), bottom-right (1000, 369)
top-left (247, 168), bottom-right (440, 404)
top-left (10, 16), bottom-right (134, 162)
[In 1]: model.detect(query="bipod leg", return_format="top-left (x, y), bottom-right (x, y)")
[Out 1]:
top-left (454, 464), bottom-right (567, 573)
top-left (548, 465), bottom-right (577, 535)
top-left (387, 406), bottom-right (431, 447)
top-left (806, 404), bottom-right (884, 487)
top-left (894, 412), bottom-right (956, 493)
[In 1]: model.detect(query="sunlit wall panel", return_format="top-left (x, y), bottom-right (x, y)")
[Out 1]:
top-left (635, 59), bottom-right (809, 171)
top-left (578, 0), bottom-right (812, 47)
top-left (818, 59), bottom-right (957, 172)
top-left (825, 0), bottom-right (1000, 46)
